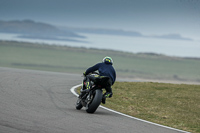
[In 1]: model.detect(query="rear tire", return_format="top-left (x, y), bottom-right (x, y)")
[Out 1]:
top-left (76, 98), bottom-right (83, 110)
top-left (86, 89), bottom-right (102, 113)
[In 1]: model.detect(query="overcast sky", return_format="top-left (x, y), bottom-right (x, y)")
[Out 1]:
top-left (1, 0), bottom-right (199, 39)
top-left (0, 0), bottom-right (200, 57)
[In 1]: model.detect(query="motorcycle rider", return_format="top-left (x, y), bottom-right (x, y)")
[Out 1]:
top-left (79, 56), bottom-right (116, 104)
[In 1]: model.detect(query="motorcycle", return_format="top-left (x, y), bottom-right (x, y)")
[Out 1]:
top-left (75, 72), bottom-right (110, 113)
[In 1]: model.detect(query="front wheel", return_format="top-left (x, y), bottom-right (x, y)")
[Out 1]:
top-left (86, 89), bottom-right (102, 113)
top-left (76, 98), bottom-right (83, 110)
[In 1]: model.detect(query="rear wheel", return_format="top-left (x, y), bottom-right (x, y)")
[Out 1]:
top-left (76, 98), bottom-right (83, 110)
top-left (86, 89), bottom-right (102, 113)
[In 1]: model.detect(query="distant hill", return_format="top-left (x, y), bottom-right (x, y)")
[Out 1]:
top-left (0, 19), bottom-right (193, 41)
top-left (64, 27), bottom-right (143, 37)
top-left (61, 27), bottom-right (193, 41)
top-left (0, 20), bottom-right (86, 42)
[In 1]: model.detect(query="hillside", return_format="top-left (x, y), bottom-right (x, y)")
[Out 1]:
top-left (0, 20), bottom-right (85, 41)
top-left (0, 20), bottom-right (192, 41)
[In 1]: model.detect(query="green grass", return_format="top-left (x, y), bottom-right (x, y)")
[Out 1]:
top-left (1, 40), bottom-right (200, 83)
top-left (77, 82), bottom-right (200, 133)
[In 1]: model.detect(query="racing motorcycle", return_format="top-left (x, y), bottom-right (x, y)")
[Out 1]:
top-left (76, 72), bottom-right (110, 113)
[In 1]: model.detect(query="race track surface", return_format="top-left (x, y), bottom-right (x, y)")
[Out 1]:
top-left (0, 67), bottom-right (188, 133)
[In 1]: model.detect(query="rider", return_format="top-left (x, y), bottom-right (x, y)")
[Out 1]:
top-left (79, 56), bottom-right (116, 104)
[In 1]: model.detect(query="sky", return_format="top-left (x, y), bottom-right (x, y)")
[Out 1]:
top-left (0, 0), bottom-right (200, 57)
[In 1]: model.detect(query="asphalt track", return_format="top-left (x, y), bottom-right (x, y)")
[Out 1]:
top-left (0, 67), bottom-right (189, 133)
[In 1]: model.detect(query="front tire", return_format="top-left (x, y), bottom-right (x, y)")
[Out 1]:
top-left (86, 89), bottom-right (102, 113)
top-left (76, 98), bottom-right (83, 110)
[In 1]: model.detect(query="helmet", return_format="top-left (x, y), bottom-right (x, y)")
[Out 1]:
top-left (102, 56), bottom-right (113, 65)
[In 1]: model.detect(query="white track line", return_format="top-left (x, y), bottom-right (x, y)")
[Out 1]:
top-left (70, 84), bottom-right (190, 133)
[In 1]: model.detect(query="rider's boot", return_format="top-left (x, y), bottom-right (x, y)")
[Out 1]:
top-left (102, 94), bottom-right (106, 104)
top-left (102, 92), bottom-right (112, 104)
top-left (102, 97), bottom-right (106, 104)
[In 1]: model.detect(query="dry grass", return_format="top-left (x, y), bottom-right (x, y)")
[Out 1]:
top-left (100, 82), bottom-right (200, 133)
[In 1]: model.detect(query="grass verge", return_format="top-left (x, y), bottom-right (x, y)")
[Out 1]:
top-left (77, 82), bottom-right (200, 133)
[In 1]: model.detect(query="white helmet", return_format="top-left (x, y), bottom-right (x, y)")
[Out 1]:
top-left (102, 56), bottom-right (113, 65)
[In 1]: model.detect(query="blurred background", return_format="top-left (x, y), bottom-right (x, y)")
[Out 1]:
top-left (0, 0), bottom-right (200, 83)
top-left (1, 0), bottom-right (200, 57)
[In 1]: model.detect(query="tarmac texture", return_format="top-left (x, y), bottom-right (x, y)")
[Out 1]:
top-left (0, 67), bottom-right (187, 133)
